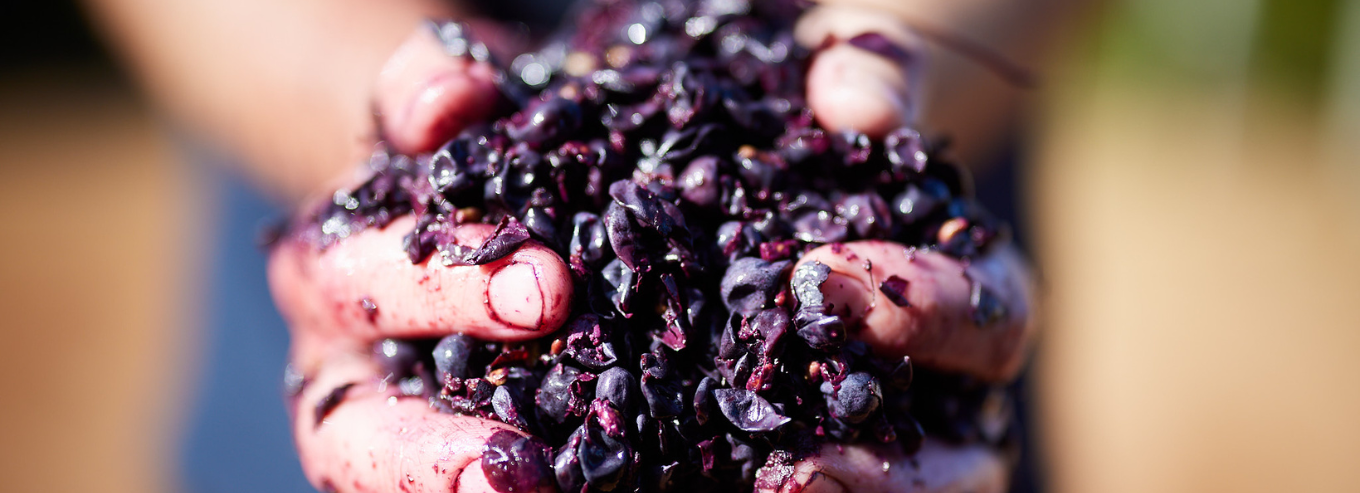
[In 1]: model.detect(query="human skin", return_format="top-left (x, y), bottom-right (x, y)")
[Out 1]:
top-left (85, 0), bottom-right (1055, 491)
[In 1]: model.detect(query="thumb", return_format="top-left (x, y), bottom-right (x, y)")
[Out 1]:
top-left (796, 3), bottom-right (924, 138)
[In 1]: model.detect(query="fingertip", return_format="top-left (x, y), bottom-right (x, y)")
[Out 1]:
top-left (487, 261), bottom-right (547, 330)
top-left (376, 26), bottom-right (500, 154)
top-left (807, 44), bottom-right (913, 138)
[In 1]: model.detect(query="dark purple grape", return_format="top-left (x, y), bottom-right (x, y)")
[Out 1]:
top-left (603, 202), bottom-right (644, 272)
top-left (537, 364), bottom-right (589, 424)
top-left (494, 385), bottom-right (533, 430)
top-left (522, 207), bottom-right (560, 249)
top-left (600, 258), bottom-right (637, 315)
top-left (596, 367), bottom-right (638, 413)
top-left (554, 428), bottom-right (587, 493)
top-left (719, 257), bottom-right (790, 317)
top-left (677, 156), bottom-right (722, 208)
top-left (724, 434), bottom-right (762, 483)
top-left (693, 376), bottom-right (718, 426)
top-left (608, 180), bottom-right (686, 240)
top-left (372, 338), bottom-right (421, 379)
top-left (793, 321), bottom-right (846, 350)
top-left (579, 401), bottom-right (631, 489)
top-left (883, 356), bottom-right (914, 391)
top-left (713, 388), bottom-right (790, 432)
top-left (569, 212), bottom-right (610, 269)
top-left (433, 334), bottom-right (478, 383)
top-left (892, 178), bottom-right (950, 225)
top-left (715, 221), bottom-right (762, 260)
top-left (481, 430), bottom-right (556, 493)
top-left (640, 375), bottom-right (684, 419)
top-left (467, 378), bottom-right (498, 409)
top-left (429, 138), bottom-right (477, 197)
top-left (562, 314), bottom-right (618, 370)
top-left (834, 130), bottom-right (873, 166)
top-left (885, 127), bottom-right (928, 175)
top-left (507, 96), bottom-right (584, 147)
top-left (836, 193), bottom-right (892, 238)
top-left (791, 211), bottom-right (848, 244)
top-left (776, 125), bottom-right (829, 165)
top-left (746, 308), bottom-right (789, 357)
top-left (822, 372), bottom-right (882, 424)
top-left (659, 62), bottom-right (719, 128)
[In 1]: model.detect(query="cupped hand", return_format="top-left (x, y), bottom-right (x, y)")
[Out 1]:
top-left (270, 214), bottom-right (574, 493)
top-left (269, 3), bottom-right (1033, 492)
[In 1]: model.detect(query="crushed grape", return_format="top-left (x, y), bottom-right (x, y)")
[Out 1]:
top-left (293, 0), bottom-right (1020, 490)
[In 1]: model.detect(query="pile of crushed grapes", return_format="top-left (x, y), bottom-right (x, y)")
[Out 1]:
top-left (295, 0), bottom-right (1019, 491)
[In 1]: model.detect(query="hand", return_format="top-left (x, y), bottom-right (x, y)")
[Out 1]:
top-left (755, 242), bottom-right (1034, 493)
top-left (270, 4), bottom-right (1034, 493)
top-left (270, 216), bottom-right (575, 492)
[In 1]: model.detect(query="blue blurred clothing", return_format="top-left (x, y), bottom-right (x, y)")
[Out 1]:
top-left (179, 162), bottom-right (314, 493)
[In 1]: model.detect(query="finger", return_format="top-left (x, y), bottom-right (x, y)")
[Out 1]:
top-left (269, 214), bottom-right (573, 368)
top-left (375, 23), bottom-right (500, 154)
top-left (755, 440), bottom-right (1007, 493)
top-left (294, 352), bottom-right (553, 493)
top-left (796, 5), bottom-right (923, 138)
top-left (796, 242), bottom-right (1033, 381)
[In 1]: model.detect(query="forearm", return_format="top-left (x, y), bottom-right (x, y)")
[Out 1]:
top-left (83, 0), bottom-right (460, 202)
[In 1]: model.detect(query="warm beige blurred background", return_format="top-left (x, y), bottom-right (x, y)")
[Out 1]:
top-left (1, 0), bottom-right (1358, 492)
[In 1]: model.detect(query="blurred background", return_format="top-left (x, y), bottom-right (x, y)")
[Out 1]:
top-left (1, 0), bottom-right (1357, 492)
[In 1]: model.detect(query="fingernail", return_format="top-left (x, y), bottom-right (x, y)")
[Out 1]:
top-left (810, 46), bottom-right (912, 137)
top-left (488, 261), bottom-right (545, 330)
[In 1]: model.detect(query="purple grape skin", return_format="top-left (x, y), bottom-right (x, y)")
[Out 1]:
top-left (885, 127), bottom-right (928, 175)
top-left (640, 375), bottom-right (684, 419)
top-left (453, 216), bottom-right (533, 266)
top-left (892, 179), bottom-right (950, 225)
top-left (372, 338), bottom-right (421, 379)
top-left (579, 402), bottom-right (631, 490)
top-left (746, 308), bottom-right (789, 357)
top-left (554, 428), bottom-right (587, 493)
top-left (569, 212), bottom-right (610, 268)
top-left (836, 193), bottom-right (893, 238)
top-left (879, 275), bottom-right (911, 307)
top-left (678, 156), bottom-right (722, 208)
top-left (692, 377), bottom-right (719, 426)
top-left (562, 314), bottom-right (619, 370)
top-left (822, 372), bottom-right (883, 424)
top-left (713, 388), bottom-right (790, 432)
top-left (433, 334), bottom-right (478, 383)
top-left (719, 257), bottom-right (791, 317)
top-left (599, 258), bottom-right (637, 315)
top-left (507, 96), bottom-right (584, 147)
top-left (494, 385), bottom-right (533, 430)
top-left (603, 202), bottom-right (644, 272)
top-left (537, 364), bottom-right (586, 424)
top-left (791, 211), bottom-right (848, 244)
top-left (595, 367), bottom-right (638, 413)
top-left (481, 430), bottom-right (557, 493)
